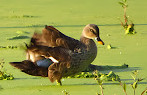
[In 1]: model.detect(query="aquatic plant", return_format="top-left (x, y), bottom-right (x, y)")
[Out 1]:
top-left (68, 71), bottom-right (120, 82)
top-left (0, 45), bottom-right (18, 49)
top-left (118, 70), bottom-right (145, 95)
top-left (93, 70), bottom-right (105, 95)
top-left (141, 88), bottom-right (147, 95)
top-left (119, 81), bottom-right (127, 95)
top-left (131, 70), bottom-right (144, 95)
top-left (7, 15), bottom-right (36, 18)
top-left (62, 90), bottom-right (70, 95)
top-left (118, 0), bottom-right (136, 34)
top-left (0, 59), bottom-right (14, 80)
top-left (7, 30), bottom-right (30, 40)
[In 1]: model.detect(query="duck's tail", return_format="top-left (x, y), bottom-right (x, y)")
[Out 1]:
top-left (10, 60), bottom-right (63, 84)
top-left (9, 60), bottom-right (48, 77)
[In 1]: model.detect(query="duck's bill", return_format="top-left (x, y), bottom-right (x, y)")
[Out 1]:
top-left (95, 37), bottom-right (105, 45)
top-left (98, 41), bottom-right (104, 45)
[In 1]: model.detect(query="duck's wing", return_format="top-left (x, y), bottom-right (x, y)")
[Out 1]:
top-left (10, 60), bottom-right (48, 77)
top-left (27, 45), bottom-right (71, 64)
top-left (10, 45), bottom-right (71, 78)
top-left (10, 26), bottom-right (81, 83)
top-left (31, 25), bottom-right (80, 51)
top-left (26, 45), bottom-right (71, 83)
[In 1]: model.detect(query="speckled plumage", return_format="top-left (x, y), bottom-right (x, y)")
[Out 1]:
top-left (10, 24), bottom-right (104, 85)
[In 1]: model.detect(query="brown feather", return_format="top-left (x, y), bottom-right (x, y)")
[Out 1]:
top-left (10, 60), bottom-right (48, 77)
top-left (31, 25), bottom-right (81, 51)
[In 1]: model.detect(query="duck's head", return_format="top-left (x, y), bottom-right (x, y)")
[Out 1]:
top-left (82, 24), bottom-right (104, 45)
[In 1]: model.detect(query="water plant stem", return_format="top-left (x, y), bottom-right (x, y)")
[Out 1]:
top-left (124, 5), bottom-right (127, 26)
top-left (141, 88), bottom-right (147, 95)
top-left (134, 89), bottom-right (135, 95)
top-left (120, 82), bottom-right (127, 95)
top-left (100, 85), bottom-right (104, 95)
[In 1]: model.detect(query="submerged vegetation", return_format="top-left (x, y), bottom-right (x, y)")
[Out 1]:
top-left (85, 64), bottom-right (128, 72)
top-left (6, 15), bottom-right (37, 18)
top-left (62, 90), bottom-right (70, 95)
top-left (0, 45), bottom-right (18, 49)
top-left (0, 59), bottom-right (14, 80)
top-left (0, 0), bottom-right (146, 94)
top-left (68, 71), bottom-right (120, 82)
top-left (93, 70), bottom-right (145, 95)
top-left (7, 30), bottom-right (30, 40)
top-left (62, 70), bottom-right (146, 95)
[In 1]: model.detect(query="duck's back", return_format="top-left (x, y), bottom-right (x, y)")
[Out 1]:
top-left (31, 25), bottom-right (81, 51)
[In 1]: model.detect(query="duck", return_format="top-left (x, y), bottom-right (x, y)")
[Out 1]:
top-left (10, 24), bottom-right (104, 85)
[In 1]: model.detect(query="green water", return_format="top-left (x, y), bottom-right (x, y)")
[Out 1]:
top-left (0, 0), bottom-right (147, 95)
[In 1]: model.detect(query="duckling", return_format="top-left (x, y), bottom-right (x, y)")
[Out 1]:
top-left (10, 24), bottom-right (104, 85)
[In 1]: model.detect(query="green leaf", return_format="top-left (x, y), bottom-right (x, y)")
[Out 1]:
top-left (118, 2), bottom-right (124, 6)
top-left (138, 78), bottom-right (144, 82)
top-left (131, 82), bottom-right (137, 89)
top-left (131, 75), bottom-right (136, 81)
top-left (132, 70), bottom-right (138, 76)
top-left (123, 83), bottom-right (127, 92)
top-left (100, 75), bottom-right (107, 81)
top-left (123, 0), bottom-right (127, 3)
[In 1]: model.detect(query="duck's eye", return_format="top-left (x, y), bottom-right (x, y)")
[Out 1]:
top-left (90, 29), bottom-right (96, 34)
top-left (90, 29), bottom-right (93, 32)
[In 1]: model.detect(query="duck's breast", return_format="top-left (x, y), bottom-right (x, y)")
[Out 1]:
top-left (63, 41), bottom-right (97, 77)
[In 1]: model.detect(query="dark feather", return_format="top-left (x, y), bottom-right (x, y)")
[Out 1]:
top-left (31, 25), bottom-right (81, 51)
top-left (10, 60), bottom-right (48, 77)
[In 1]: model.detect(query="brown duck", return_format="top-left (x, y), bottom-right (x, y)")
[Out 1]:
top-left (10, 24), bottom-right (104, 85)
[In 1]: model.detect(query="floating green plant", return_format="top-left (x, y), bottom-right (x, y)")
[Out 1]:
top-left (118, 0), bottom-right (136, 34)
top-left (7, 35), bottom-right (30, 40)
top-left (7, 30), bottom-right (30, 40)
top-left (0, 59), bottom-right (14, 80)
top-left (68, 71), bottom-right (120, 82)
top-left (0, 45), bottom-right (18, 49)
top-left (107, 44), bottom-right (112, 49)
top-left (26, 24), bottom-right (44, 27)
top-left (62, 90), bottom-right (70, 95)
top-left (68, 72), bottom-right (94, 78)
top-left (7, 15), bottom-right (37, 18)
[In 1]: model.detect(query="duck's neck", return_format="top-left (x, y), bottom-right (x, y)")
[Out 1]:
top-left (80, 36), bottom-right (97, 51)
top-left (80, 35), bottom-right (97, 66)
